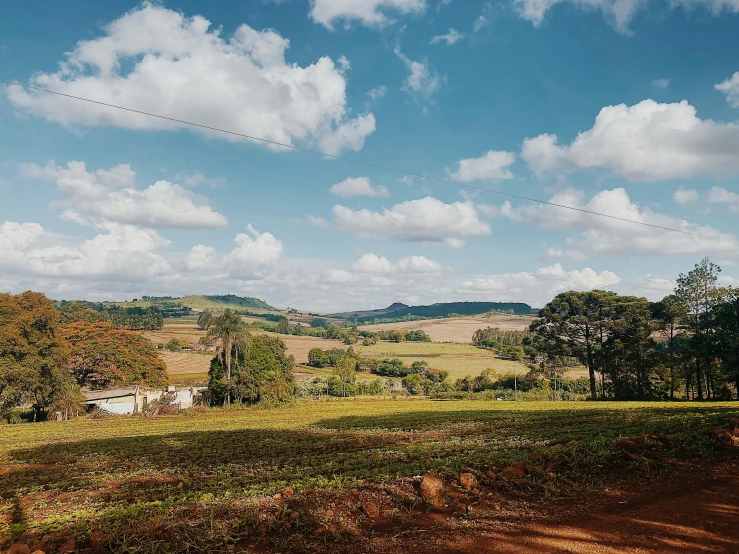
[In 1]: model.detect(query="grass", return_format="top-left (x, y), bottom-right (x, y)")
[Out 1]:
top-left (356, 341), bottom-right (534, 381)
top-left (1, 399), bottom-right (737, 552)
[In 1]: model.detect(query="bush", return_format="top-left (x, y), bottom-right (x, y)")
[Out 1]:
top-left (402, 374), bottom-right (424, 395)
top-left (405, 330), bottom-right (431, 342)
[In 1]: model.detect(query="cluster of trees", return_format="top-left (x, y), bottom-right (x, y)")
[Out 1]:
top-left (531, 258), bottom-right (739, 400)
top-left (1, 293), bottom-right (166, 421)
top-left (448, 368), bottom-right (591, 399)
top-left (59, 301), bottom-right (165, 331)
top-left (471, 327), bottom-right (537, 361)
top-left (204, 310), bottom-right (296, 406)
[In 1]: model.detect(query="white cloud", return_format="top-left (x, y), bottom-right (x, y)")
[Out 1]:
top-left (716, 72), bottom-right (739, 108)
top-left (0, 220), bottom-right (172, 282)
top-left (21, 160), bottom-right (227, 229)
top-left (353, 253), bottom-right (443, 273)
top-left (652, 78), bottom-right (671, 89)
top-left (430, 28), bottom-right (464, 45)
top-left (367, 85), bottom-right (389, 100)
top-left (460, 263), bottom-right (622, 305)
top-left (310, 196), bottom-right (490, 247)
top-left (330, 176), bottom-right (390, 198)
top-left (447, 150), bottom-right (515, 182)
top-left (515, 0), bottom-right (739, 34)
top-left (707, 186), bottom-right (739, 212)
top-left (172, 171), bottom-right (225, 188)
top-left (183, 245), bottom-right (219, 271)
top-left (522, 99), bottom-right (739, 182)
top-left (474, 3), bottom-right (493, 31)
top-left (673, 186), bottom-right (699, 205)
top-left (395, 48), bottom-right (443, 99)
top-left (323, 269), bottom-right (361, 283)
top-left (499, 187), bottom-right (739, 258)
top-left (310, 0), bottom-right (426, 28)
top-left (227, 224), bottom-right (284, 280)
top-left (7, 3), bottom-right (374, 156)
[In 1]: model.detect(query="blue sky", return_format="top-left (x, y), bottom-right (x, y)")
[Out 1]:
top-left (1, 0), bottom-right (738, 310)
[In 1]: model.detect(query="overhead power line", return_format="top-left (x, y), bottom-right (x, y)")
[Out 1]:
top-left (2, 80), bottom-right (700, 237)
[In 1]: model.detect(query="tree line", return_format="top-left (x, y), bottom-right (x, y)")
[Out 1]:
top-left (530, 258), bottom-right (739, 400)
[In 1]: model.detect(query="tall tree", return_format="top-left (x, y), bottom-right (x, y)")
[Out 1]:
top-left (651, 295), bottom-right (687, 400)
top-left (202, 310), bottom-right (250, 405)
top-left (0, 292), bottom-right (70, 415)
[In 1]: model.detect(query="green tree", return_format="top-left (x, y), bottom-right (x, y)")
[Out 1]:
top-left (402, 373), bottom-right (423, 395)
top-left (202, 310), bottom-right (250, 405)
top-left (197, 310), bottom-right (214, 330)
top-left (0, 292), bottom-right (70, 417)
top-left (334, 356), bottom-right (357, 397)
top-left (276, 317), bottom-right (290, 335)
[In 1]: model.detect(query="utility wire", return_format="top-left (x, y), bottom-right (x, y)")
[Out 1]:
top-left (2, 80), bottom-right (701, 237)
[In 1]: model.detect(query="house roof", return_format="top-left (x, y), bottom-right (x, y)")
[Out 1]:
top-left (83, 387), bottom-right (141, 401)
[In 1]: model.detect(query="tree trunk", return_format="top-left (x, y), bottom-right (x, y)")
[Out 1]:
top-left (586, 326), bottom-right (597, 399)
top-left (668, 323), bottom-right (675, 401)
top-left (695, 358), bottom-right (703, 399)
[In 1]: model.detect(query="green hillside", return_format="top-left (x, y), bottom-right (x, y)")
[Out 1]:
top-left (100, 295), bottom-right (276, 312)
top-left (345, 301), bottom-right (536, 323)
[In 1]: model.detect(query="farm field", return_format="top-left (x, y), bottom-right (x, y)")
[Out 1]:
top-left (159, 351), bottom-right (211, 383)
top-left (357, 341), bottom-right (535, 381)
top-left (1, 399), bottom-right (737, 553)
top-left (359, 314), bottom-right (536, 343)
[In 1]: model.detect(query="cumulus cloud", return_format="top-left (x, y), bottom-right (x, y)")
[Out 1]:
top-left (514, 0), bottom-right (739, 34)
top-left (309, 196), bottom-right (490, 247)
top-left (460, 263), bottom-right (622, 303)
top-left (330, 176), bottom-right (390, 198)
top-left (716, 72), bottom-right (739, 108)
top-left (227, 224), bottom-right (284, 280)
top-left (395, 48), bottom-right (443, 99)
top-left (353, 253), bottom-right (443, 273)
top-left (7, 3), bottom-right (374, 156)
top-left (0, 220), bottom-right (171, 282)
top-left (499, 187), bottom-right (739, 258)
top-left (430, 28), bottom-right (464, 45)
top-left (21, 160), bottom-right (227, 229)
top-left (447, 150), bottom-right (515, 182)
top-left (707, 186), bottom-right (739, 213)
top-left (521, 99), bottom-right (739, 182)
top-left (673, 186), bottom-right (699, 205)
top-left (309, 0), bottom-right (426, 28)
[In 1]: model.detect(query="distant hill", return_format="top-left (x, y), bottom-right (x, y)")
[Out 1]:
top-left (101, 295), bottom-right (276, 312)
top-left (330, 301), bottom-right (536, 323)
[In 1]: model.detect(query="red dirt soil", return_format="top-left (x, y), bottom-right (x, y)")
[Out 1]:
top-left (369, 461), bottom-right (739, 554)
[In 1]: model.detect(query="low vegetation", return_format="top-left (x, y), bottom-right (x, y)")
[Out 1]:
top-left (1, 400), bottom-right (737, 553)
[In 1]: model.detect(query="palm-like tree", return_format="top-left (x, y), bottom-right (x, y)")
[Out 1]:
top-left (201, 309), bottom-right (250, 405)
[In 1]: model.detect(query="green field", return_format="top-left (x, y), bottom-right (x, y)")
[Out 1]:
top-left (1, 399), bottom-right (737, 553)
top-left (356, 341), bottom-right (532, 380)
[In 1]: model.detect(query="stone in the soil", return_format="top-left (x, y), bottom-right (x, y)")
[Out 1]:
top-left (5, 545), bottom-right (31, 554)
top-left (58, 539), bottom-right (76, 554)
top-left (420, 473), bottom-right (446, 509)
top-left (615, 438), bottom-right (640, 452)
top-left (501, 462), bottom-right (526, 481)
top-left (363, 501), bottom-right (380, 518)
top-left (459, 472), bottom-right (478, 490)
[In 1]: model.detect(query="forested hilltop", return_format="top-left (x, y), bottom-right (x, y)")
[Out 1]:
top-left (333, 301), bottom-right (536, 324)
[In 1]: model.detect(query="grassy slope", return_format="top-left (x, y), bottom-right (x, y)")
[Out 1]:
top-left (356, 341), bottom-right (532, 380)
top-left (1, 399), bottom-right (737, 552)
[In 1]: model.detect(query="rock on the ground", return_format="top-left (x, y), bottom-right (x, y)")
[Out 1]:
top-left (615, 438), bottom-right (640, 453)
top-left (5, 545), bottom-right (31, 554)
top-left (501, 462), bottom-right (526, 481)
top-left (420, 473), bottom-right (446, 509)
top-left (363, 501), bottom-right (380, 518)
top-left (459, 472), bottom-right (478, 490)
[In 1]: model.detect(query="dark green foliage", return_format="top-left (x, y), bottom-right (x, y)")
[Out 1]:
top-left (203, 295), bottom-right (275, 310)
top-left (404, 330), bottom-right (431, 342)
top-left (351, 301), bottom-right (536, 324)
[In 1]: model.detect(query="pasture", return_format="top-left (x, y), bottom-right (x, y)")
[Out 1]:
top-left (359, 314), bottom-right (536, 343)
top-left (356, 341), bottom-right (534, 381)
top-left (1, 399), bottom-right (737, 553)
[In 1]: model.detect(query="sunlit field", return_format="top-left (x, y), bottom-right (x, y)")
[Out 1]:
top-left (1, 399), bottom-right (737, 552)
